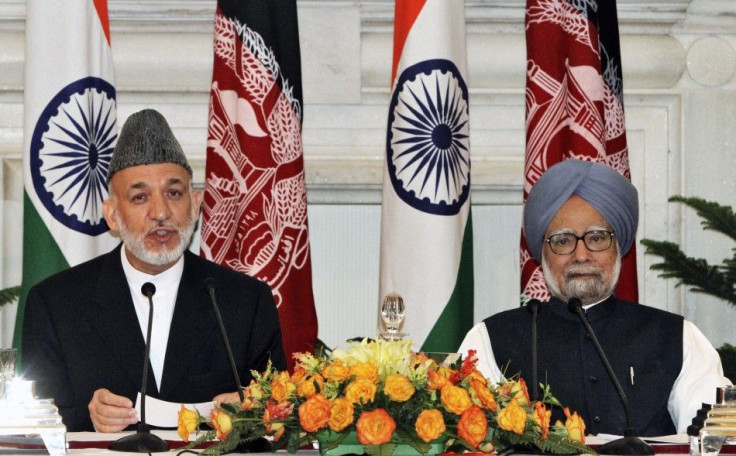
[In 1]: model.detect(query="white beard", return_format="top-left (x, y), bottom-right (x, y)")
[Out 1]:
top-left (543, 253), bottom-right (621, 305)
top-left (115, 203), bottom-right (198, 267)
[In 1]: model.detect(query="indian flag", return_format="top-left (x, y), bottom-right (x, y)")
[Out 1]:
top-left (14, 0), bottom-right (119, 351)
top-left (379, 0), bottom-right (473, 352)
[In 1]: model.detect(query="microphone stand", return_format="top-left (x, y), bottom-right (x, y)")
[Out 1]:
top-left (526, 299), bottom-right (542, 402)
top-left (109, 283), bottom-right (169, 453)
top-left (204, 278), bottom-right (245, 402)
top-left (567, 298), bottom-right (653, 455)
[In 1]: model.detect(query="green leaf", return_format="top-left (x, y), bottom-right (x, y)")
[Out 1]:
top-left (0, 286), bottom-right (20, 307)
top-left (364, 443), bottom-right (397, 456)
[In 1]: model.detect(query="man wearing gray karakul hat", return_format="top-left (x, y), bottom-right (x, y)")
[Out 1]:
top-left (459, 159), bottom-right (731, 437)
top-left (22, 109), bottom-right (286, 433)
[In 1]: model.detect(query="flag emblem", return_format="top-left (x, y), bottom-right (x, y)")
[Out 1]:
top-left (29, 76), bottom-right (116, 235)
top-left (386, 59), bottom-right (470, 216)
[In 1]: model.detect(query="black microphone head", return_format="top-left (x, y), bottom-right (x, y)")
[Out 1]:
top-left (203, 277), bottom-right (218, 294)
top-left (567, 297), bottom-right (583, 314)
top-left (526, 298), bottom-right (542, 314)
top-left (141, 282), bottom-right (156, 298)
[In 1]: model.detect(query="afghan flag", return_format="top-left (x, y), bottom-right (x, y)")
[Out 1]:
top-left (14, 0), bottom-right (118, 353)
top-left (379, 0), bottom-right (473, 352)
top-left (200, 0), bottom-right (317, 371)
top-left (521, 0), bottom-right (638, 302)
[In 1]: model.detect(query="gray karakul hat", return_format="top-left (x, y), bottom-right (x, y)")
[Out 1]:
top-left (107, 109), bottom-right (192, 183)
top-left (523, 159), bottom-right (639, 263)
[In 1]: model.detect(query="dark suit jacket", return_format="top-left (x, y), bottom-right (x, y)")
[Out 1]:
top-left (22, 245), bottom-right (286, 431)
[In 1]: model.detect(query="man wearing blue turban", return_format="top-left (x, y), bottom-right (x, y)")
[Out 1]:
top-left (460, 159), bottom-right (730, 437)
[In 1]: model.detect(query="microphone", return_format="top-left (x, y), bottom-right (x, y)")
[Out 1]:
top-left (204, 278), bottom-right (245, 402)
top-left (567, 297), bottom-right (653, 455)
top-left (526, 299), bottom-right (542, 402)
top-left (109, 282), bottom-right (169, 453)
top-left (205, 278), bottom-right (272, 453)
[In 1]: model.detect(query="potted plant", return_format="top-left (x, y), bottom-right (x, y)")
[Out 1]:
top-left (641, 196), bottom-right (736, 380)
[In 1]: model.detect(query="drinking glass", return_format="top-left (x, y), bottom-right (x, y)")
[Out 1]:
top-left (380, 293), bottom-right (406, 340)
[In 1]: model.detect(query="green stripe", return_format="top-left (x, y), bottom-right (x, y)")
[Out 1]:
top-left (13, 192), bottom-right (69, 361)
top-left (421, 210), bottom-right (474, 353)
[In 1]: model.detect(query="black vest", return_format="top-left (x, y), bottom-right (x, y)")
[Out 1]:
top-left (485, 296), bottom-right (683, 436)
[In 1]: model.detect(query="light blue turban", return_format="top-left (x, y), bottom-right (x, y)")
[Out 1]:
top-left (523, 159), bottom-right (639, 262)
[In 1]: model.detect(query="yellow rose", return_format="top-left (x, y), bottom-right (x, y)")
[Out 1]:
top-left (328, 397), bottom-right (355, 432)
top-left (533, 401), bottom-right (551, 440)
top-left (242, 382), bottom-right (264, 410)
top-left (458, 405), bottom-right (488, 448)
top-left (564, 407), bottom-right (586, 444)
top-left (414, 409), bottom-right (446, 443)
top-left (177, 405), bottom-right (198, 442)
top-left (350, 362), bottom-right (379, 383)
top-left (384, 373), bottom-right (415, 402)
top-left (499, 379), bottom-right (530, 406)
top-left (323, 360), bottom-right (352, 382)
top-left (356, 409), bottom-right (396, 445)
top-left (271, 371), bottom-right (296, 402)
top-left (497, 398), bottom-right (527, 435)
top-left (345, 378), bottom-right (377, 404)
top-left (298, 393), bottom-right (331, 432)
top-left (469, 378), bottom-right (496, 411)
top-left (210, 409), bottom-right (233, 440)
top-left (440, 384), bottom-right (472, 415)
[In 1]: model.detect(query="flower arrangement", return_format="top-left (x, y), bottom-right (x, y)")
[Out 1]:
top-left (178, 339), bottom-right (591, 456)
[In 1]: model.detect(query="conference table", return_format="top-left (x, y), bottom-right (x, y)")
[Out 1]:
top-left (54, 431), bottom-right (735, 455)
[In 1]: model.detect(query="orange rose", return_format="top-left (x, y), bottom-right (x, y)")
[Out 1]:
top-left (298, 393), bottom-right (331, 432)
top-left (440, 384), bottom-right (472, 415)
top-left (297, 373), bottom-right (324, 398)
top-left (564, 407), bottom-right (586, 444)
top-left (271, 371), bottom-right (296, 402)
top-left (211, 409), bottom-right (233, 440)
top-left (356, 409), bottom-right (396, 445)
top-left (350, 362), bottom-right (379, 383)
top-left (533, 401), bottom-right (551, 440)
top-left (457, 405), bottom-right (488, 448)
top-left (323, 360), bottom-right (352, 382)
top-left (497, 398), bottom-right (527, 435)
top-left (328, 397), bottom-right (355, 432)
top-left (177, 405), bottom-right (198, 442)
top-left (427, 369), bottom-right (449, 391)
top-left (469, 378), bottom-right (497, 411)
top-left (414, 409), bottom-right (446, 443)
top-left (384, 374), bottom-right (415, 402)
top-left (439, 366), bottom-right (462, 385)
top-left (263, 400), bottom-right (292, 441)
top-left (345, 378), bottom-right (377, 404)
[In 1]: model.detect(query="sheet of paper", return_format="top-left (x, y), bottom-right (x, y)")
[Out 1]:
top-left (134, 393), bottom-right (214, 428)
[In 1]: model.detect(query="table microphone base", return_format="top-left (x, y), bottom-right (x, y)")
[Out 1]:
top-left (597, 436), bottom-right (654, 455)
top-left (108, 425), bottom-right (169, 453)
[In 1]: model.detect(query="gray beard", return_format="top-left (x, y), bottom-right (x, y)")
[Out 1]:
top-left (115, 205), bottom-right (198, 268)
top-left (543, 254), bottom-right (621, 305)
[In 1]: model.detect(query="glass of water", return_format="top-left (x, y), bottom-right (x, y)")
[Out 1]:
top-left (380, 293), bottom-right (406, 340)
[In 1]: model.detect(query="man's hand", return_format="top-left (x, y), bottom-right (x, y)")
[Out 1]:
top-left (213, 391), bottom-right (242, 407)
top-left (88, 388), bottom-right (138, 433)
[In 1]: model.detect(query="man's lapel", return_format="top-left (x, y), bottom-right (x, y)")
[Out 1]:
top-left (158, 252), bottom-right (217, 398)
top-left (91, 245), bottom-right (154, 394)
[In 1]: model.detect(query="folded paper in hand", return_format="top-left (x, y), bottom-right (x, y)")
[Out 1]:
top-left (134, 393), bottom-right (214, 428)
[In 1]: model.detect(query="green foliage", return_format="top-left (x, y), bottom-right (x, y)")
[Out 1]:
top-left (0, 286), bottom-right (20, 308)
top-left (640, 196), bottom-right (736, 306)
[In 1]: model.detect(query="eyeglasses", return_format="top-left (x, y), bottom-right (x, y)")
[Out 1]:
top-left (545, 230), bottom-right (615, 255)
